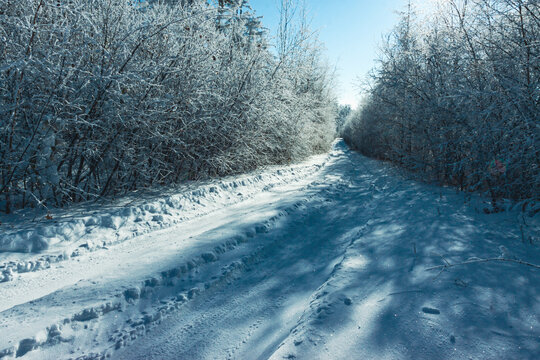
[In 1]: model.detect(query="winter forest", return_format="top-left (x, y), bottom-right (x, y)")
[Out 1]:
top-left (0, 0), bottom-right (335, 214)
top-left (1, 0), bottom-right (538, 214)
top-left (0, 1), bottom-right (539, 359)
top-left (342, 0), bottom-right (539, 210)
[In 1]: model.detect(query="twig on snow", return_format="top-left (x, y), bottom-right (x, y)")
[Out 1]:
top-left (427, 257), bottom-right (540, 271)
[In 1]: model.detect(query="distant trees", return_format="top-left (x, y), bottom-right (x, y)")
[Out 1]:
top-left (0, 0), bottom-right (335, 213)
top-left (335, 104), bottom-right (352, 133)
top-left (342, 0), bottom-right (539, 209)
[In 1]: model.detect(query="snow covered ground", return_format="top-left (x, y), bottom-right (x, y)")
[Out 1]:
top-left (0, 140), bottom-right (538, 359)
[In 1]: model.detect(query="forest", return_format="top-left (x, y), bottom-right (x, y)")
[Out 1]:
top-left (0, 0), bottom-right (336, 214)
top-left (341, 0), bottom-right (539, 211)
top-left (0, 2), bottom-right (538, 359)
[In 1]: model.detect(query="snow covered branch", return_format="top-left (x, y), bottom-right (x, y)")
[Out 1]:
top-left (341, 0), bottom-right (539, 210)
top-left (0, 0), bottom-right (337, 213)
top-left (427, 257), bottom-right (540, 271)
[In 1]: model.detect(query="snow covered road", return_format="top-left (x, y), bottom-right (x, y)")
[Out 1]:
top-left (1, 141), bottom-right (539, 359)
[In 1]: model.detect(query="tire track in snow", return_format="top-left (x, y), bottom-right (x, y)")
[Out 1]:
top-left (0, 170), bottom-right (326, 359)
top-left (265, 158), bottom-right (386, 359)
top-left (114, 144), bottom-right (381, 360)
top-left (0, 156), bottom-right (329, 283)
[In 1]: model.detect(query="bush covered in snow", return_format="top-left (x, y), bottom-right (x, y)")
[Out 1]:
top-left (341, 0), bottom-right (539, 209)
top-left (0, 0), bottom-right (336, 213)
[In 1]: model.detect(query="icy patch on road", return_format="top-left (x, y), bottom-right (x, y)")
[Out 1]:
top-left (0, 154), bottom-right (328, 282)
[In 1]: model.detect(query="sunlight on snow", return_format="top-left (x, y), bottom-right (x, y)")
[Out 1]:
top-left (342, 254), bottom-right (369, 270)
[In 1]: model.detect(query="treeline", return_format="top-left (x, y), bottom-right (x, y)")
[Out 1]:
top-left (342, 0), bottom-right (539, 209)
top-left (0, 0), bottom-right (336, 213)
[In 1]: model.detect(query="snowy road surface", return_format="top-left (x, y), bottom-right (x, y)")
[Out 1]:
top-left (1, 141), bottom-right (539, 359)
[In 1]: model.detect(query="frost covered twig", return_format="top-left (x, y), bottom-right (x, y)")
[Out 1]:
top-left (339, 0), bottom-right (539, 205)
top-left (427, 257), bottom-right (540, 271)
top-left (0, 0), bottom-right (336, 214)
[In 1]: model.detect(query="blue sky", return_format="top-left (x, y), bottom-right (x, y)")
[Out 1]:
top-left (249, 0), bottom-right (412, 108)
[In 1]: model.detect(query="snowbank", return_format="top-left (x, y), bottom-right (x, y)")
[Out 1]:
top-left (0, 154), bottom-right (328, 282)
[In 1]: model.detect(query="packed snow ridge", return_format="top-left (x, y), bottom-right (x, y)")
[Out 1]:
top-left (0, 140), bottom-right (538, 360)
top-left (0, 155), bottom-right (328, 282)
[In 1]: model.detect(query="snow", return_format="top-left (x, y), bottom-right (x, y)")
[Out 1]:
top-left (0, 140), bottom-right (538, 359)
top-left (0, 155), bottom-right (328, 282)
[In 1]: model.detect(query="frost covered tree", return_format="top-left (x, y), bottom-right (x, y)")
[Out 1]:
top-left (0, 0), bottom-right (335, 213)
top-left (335, 104), bottom-right (352, 133)
top-left (342, 0), bottom-right (539, 209)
